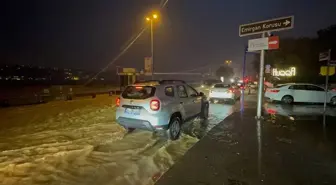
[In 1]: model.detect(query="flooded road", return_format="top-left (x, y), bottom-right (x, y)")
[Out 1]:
top-left (0, 95), bottom-right (235, 185)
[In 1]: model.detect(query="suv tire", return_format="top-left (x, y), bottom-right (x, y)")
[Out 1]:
top-left (229, 99), bottom-right (236, 105)
top-left (167, 116), bottom-right (181, 140)
top-left (200, 103), bottom-right (209, 120)
top-left (330, 96), bottom-right (336, 106)
top-left (123, 126), bottom-right (135, 133)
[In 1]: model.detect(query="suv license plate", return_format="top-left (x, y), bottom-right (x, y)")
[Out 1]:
top-left (124, 108), bottom-right (140, 115)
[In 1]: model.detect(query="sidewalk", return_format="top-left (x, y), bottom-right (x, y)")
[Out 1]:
top-left (155, 105), bottom-right (336, 185)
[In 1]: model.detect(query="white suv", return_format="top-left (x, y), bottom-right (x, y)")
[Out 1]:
top-left (115, 80), bottom-right (209, 140)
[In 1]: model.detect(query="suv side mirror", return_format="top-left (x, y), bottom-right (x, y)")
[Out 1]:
top-left (199, 92), bottom-right (204, 96)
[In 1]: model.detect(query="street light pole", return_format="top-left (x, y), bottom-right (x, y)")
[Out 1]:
top-left (146, 13), bottom-right (157, 80)
top-left (150, 19), bottom-right (154, 80)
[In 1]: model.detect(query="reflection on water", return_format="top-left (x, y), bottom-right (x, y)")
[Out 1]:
top-left (182, 103), bottom-right (234, 139)
top-left (264, 103), bottom-right (336, 120)
top-left (257, 103), bottom-right (336, 184)
top-left (256, 120), bottom-right (262, 179)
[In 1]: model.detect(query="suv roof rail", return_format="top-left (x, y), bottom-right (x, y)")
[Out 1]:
top-left (134, 80), bottom-right (186, 84)
top-left (134, 80), bottom-right (160, 84)
top-left (159, 80), bottom-right (186, 84)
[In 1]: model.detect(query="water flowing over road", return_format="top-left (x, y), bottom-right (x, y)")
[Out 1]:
top-left (0, 95), bottom-right (235, 185)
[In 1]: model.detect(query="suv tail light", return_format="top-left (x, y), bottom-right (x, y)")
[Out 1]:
top-left (267, 89), bottom-right (280, 93)
top-left (116, 97), bottom-right (120, 107)
top-left (227, 88), bottom-right (234, 93)
top-left (150, 99), bottom-right (160, 111)
top-left (267, 108), bottom-right (277, 114)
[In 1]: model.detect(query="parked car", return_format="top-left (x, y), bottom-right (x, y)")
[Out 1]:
top-left (264, 83), bottom-right (336, 105)
top-left (115, 80), bottom-right (209, 140)
top-left (208, 83), bottom-right (241, 104)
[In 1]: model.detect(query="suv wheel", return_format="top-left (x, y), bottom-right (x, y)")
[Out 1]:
top-left (229, 99), bottom-right (236, 104)
top-left (167, 116), bottom-right (181, 140)
top-left (123, 126), bottom-right (135, 133)
top-left (201, 103), bottom-right (209, 120)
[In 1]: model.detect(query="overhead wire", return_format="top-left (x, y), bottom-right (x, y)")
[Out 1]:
top-left (84, 0), bottom-right (170, 86)
top-left (84, 28), bottom-right (146, 85)
top-left (174, 62), bottom-right (225, 73)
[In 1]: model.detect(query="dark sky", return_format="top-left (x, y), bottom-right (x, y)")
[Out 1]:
top-left (1, 0), bottom-right (336, 74)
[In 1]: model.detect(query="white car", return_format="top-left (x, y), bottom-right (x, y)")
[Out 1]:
top-left (208, 83), bottom-right (241, 104)
top-left (265, 83), bottom-right (336, 105)
top-left (115, 80), bottom-right (209, 140)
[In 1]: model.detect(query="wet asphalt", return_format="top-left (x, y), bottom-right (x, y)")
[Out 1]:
top-left (155, 93), bottom-right (336, 185)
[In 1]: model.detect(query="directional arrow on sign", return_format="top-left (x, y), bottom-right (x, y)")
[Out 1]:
top-left (269, 40), bottom-right (278, 45)
top-left (268, 36), bottom-right (279, 50)
top-left (239, 16), bottom-right (294, 37)
top-left (248, 36), bottom-right (279, 51)
top-left (283, 20), bottom-right (291, 26)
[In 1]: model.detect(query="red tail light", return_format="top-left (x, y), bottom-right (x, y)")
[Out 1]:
top-left (267, 108), bottom-right (277, 114)
top-left (116, 97), bottom-right (120, 107)
top-left (150, 99), bottom-right (160, 111)
top-left (267, 89), bottom-right (280, 93)
top-left (228, 88), bottom-right (234, 93)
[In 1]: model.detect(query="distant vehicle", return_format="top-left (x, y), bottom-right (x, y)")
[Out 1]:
top-left (115, 80), bottom-right (209, 140)
top-left (208, 83), bottom-right (241, 104)
top-left (201, 79), bottom-right (222, 89)
top-left (247, 82), bottom-right (257, 89)
top-left (264, 83), bottom-right (336, 105)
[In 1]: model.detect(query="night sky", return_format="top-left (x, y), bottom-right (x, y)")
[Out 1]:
top-left (2, 0), bottom-right (336, 74)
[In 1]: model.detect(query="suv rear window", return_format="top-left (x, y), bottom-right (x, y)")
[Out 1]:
top-left (122, 86), bottom-right (156, 99)
top-left (214, 84), bottom-right (230, 88)
top-left (165, 86), bottom-right (175, 97)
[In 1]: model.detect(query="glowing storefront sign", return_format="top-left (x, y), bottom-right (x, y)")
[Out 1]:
top-left (272, 67), bottom-right (296, 77)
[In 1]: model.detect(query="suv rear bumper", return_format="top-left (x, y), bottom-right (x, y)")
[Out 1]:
top-left (117, 117), bottom-right (168, 131)
top-left (209, 96), bottom-right (235, 101)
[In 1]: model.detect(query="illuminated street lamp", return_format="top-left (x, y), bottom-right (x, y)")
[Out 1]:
top-left (146, 13), bottom-right (158, 79)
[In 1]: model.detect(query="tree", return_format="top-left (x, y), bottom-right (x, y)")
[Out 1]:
top-left (253, 37), bottom-right (320, 83)
top-left (215, 65), bottom-right (234, 82)
top-left (317, 24), bottom-right (336, 59)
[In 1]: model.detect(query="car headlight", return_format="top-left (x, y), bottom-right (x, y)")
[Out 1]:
top-left (201, 85), bottom-right (204, 88)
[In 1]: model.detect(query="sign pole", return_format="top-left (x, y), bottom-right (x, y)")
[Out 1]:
top-left (256, 32), bottom-right (266, 119)
top-left (324, 49), bottom-right (331, 112)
